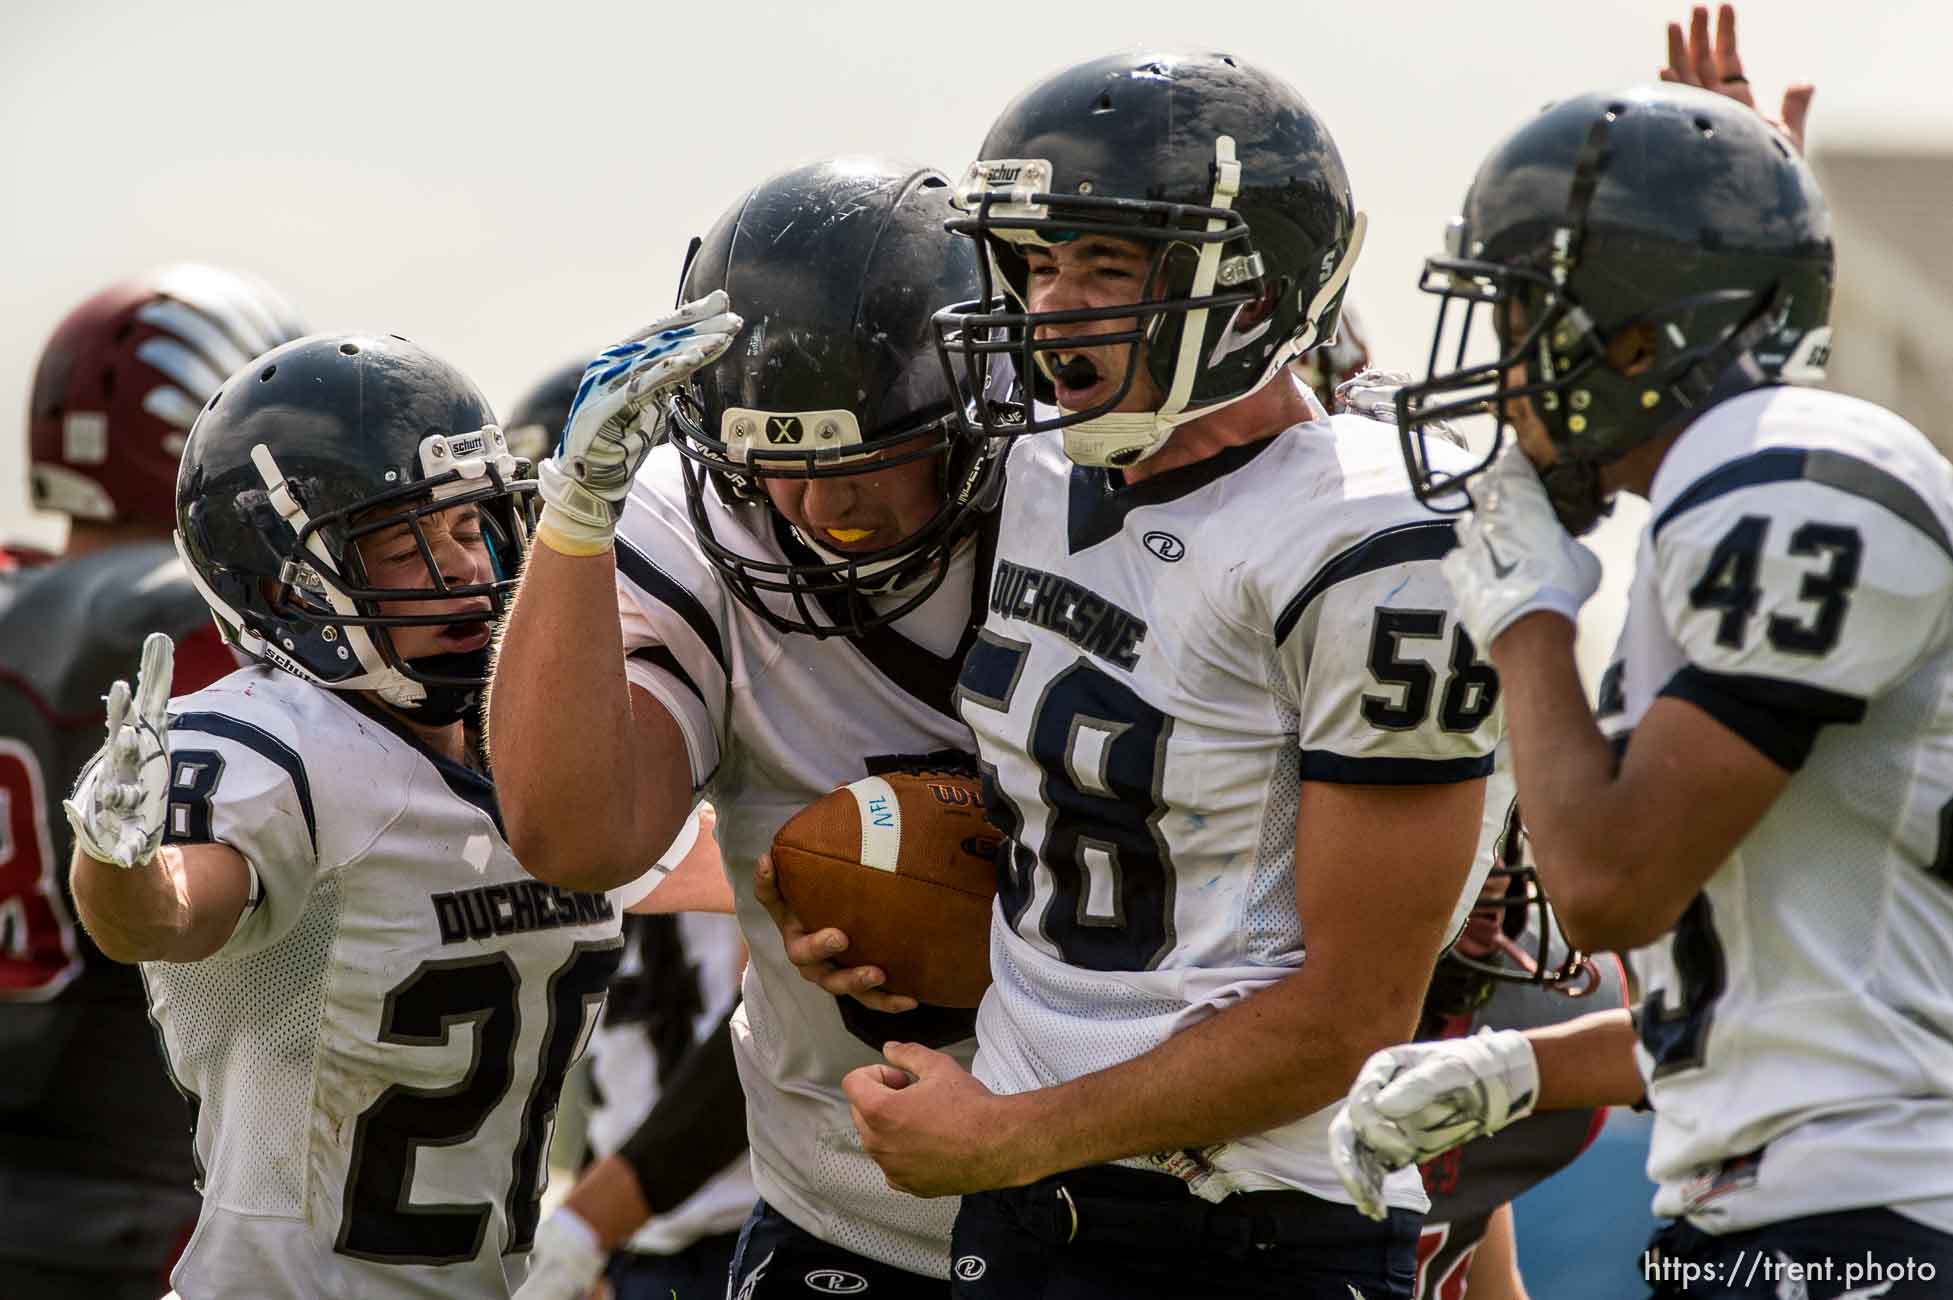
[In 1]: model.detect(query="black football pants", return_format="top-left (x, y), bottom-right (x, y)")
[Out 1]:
top-left (727, 1199), bottom-right (950, 1298)
top-left (950, 1164), bottom-right (1421, 1299)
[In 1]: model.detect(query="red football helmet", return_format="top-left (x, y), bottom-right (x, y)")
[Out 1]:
top-left (27, 266), bottom-right (306, 529)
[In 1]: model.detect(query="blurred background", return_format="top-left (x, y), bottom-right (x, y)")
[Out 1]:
top-left (6, 2), bottom-right (1947, 1292)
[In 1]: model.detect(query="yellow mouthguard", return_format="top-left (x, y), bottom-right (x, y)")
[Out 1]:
top-left (827, 528), bottom-right (874, 543)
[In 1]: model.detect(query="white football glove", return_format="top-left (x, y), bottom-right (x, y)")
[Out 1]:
top-left (536, 291), bottom-right (743, 554)
top-left (1332, 368), bottom-right (1467, 449)
top-left (513, 1207), bottom-right (607, 1300)
top-left (1333, 367), bottom-right (1414, 423)
top-left (1440, 442), bottom-right (1602, 650)
top-left (1329, 1028), bottom-right (1540, 1221)
top-left (64, 632), bottom-right (174, 870)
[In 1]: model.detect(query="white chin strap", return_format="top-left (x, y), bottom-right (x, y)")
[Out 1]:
top-left (1059, 144), bottom-right (1368, 469)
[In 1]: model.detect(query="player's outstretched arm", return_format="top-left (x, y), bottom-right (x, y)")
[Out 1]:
top-left (844, 777), bottom-right (1487, 1196)
top-left (66, 633), bottom-right (254, 962)
top-left (1330, 1007), bottom-right (1643, 1219)
top-left (491, 299), bottom-right (741, 892)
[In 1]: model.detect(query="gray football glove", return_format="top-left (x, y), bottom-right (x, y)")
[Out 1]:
top-left (64, 632), bottom-right (174, 869)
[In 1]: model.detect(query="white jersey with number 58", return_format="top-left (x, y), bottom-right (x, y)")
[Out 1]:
top-left (1598, 385), bottom-right (1953, 1234)
top-left (960, 419), bottom-right (1501, 1211)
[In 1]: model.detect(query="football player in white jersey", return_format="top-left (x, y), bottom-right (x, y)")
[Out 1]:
top-left (491, 159), bottom-right (1009, 1295)
top-left (1342, 81), bottom-right (1953, 1298)
top-left (836, 52), bottom-right (1500, 1300)
top-left (63, 333), bottom-right (701, 1299)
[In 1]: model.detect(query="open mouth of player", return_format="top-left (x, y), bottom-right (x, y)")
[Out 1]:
top-left (1050, 351), bottom-right (1114, 409)
top-left (435, 620), bottom-right (493, 653)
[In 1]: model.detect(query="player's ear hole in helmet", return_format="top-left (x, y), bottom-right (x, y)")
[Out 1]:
top-left (665, 157), bottom-right (1008, 640)
top-left (174, 333), bottom-right (536, 726)
top-left (931, 50), bottom-right (1364, 470)
top-left (1393, 86), bottom-right (1834, 535)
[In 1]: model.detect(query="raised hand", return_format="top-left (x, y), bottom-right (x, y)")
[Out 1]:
top-left (1440, 444), bottom-right (1602, 654)
top-left (64, 632), bottom-right (175, 869)
top-left (1662, 4), bottom-right (1813, 154)
top-left (535, 291), bottom-right (743, 554)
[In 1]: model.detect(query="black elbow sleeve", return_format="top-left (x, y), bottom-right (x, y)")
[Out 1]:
top-left (616, 1004), bottom-right (750, 1214)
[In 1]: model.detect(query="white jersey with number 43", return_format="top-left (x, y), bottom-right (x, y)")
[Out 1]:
top-left (1599, 385), bottom-right (1953, 1235)
top-left (74, 667), bottom-right (648, 1299)
top-left (959, 419), bottom-right (1502, 1210)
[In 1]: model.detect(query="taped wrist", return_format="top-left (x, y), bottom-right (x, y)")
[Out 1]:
top-left (535, 459), bottom-right (620, 555)
top-left (617, 1004), bottom-right (748, 1213)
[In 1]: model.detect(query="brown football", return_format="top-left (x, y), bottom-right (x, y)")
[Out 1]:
top-left (770, 769), bottom-right (1001, 1008)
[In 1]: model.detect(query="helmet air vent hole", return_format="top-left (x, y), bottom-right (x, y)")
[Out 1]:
top-left (1606, 102), bottom-right (1626, 119)
top-left (1093, 92), bottom-right (1114, 114)
top-left (1219, 54), bottom-right (1238, 67)
top-left (259, 365), bottom-right (277, 382)
top-left (1694, 116), bottom-right (1715, 137)
top-left (339, 342), bottom-right (360, 356)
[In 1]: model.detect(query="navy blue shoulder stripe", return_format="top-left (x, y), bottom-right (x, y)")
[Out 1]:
top-left (628, 645), bottom-right (706, 709)
top-left (1652, 447), bottom-right (1953, 558)
top-left (169, 711), bottom-right (317, 852)
top-left (615, 538), bottom-right (729, 679)
top-left (1299, 748), bottom-right (1495, 785)
top-left (1275, 520), bottom-right (1458, 646)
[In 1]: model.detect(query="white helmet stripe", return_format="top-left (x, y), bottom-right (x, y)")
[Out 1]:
top-left (1157, 134), bottom-right (1242, 420)
top-left (140, 383), bottom-right (204, 431)
top-left (135, 337), bottom-right (227, 405)
top-left (152, 264), bottom-right (301, 359)
top-left (135, 299), bottom-right (255, 383)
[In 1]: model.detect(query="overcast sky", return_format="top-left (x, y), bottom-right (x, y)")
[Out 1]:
top-left (6, 0), bottom-right (1947, 670)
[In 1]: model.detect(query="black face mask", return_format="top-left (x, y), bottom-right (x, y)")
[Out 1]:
top-left (395, 648), bottom-right (490, 727)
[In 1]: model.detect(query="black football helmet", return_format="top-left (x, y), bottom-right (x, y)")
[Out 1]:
top-left (504, 357), bottom-right (586, 465)
top-left (1396, 86), bottom-right (1835, 534)
top-left (1426, 800), bottom-right (1598, 1023)
top-left (933, 49), bottom-right (1362, 468)
top-left (174, 333), bottom-right (534, 724)
top-left (666, 158), bottom-right (1001, 639)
